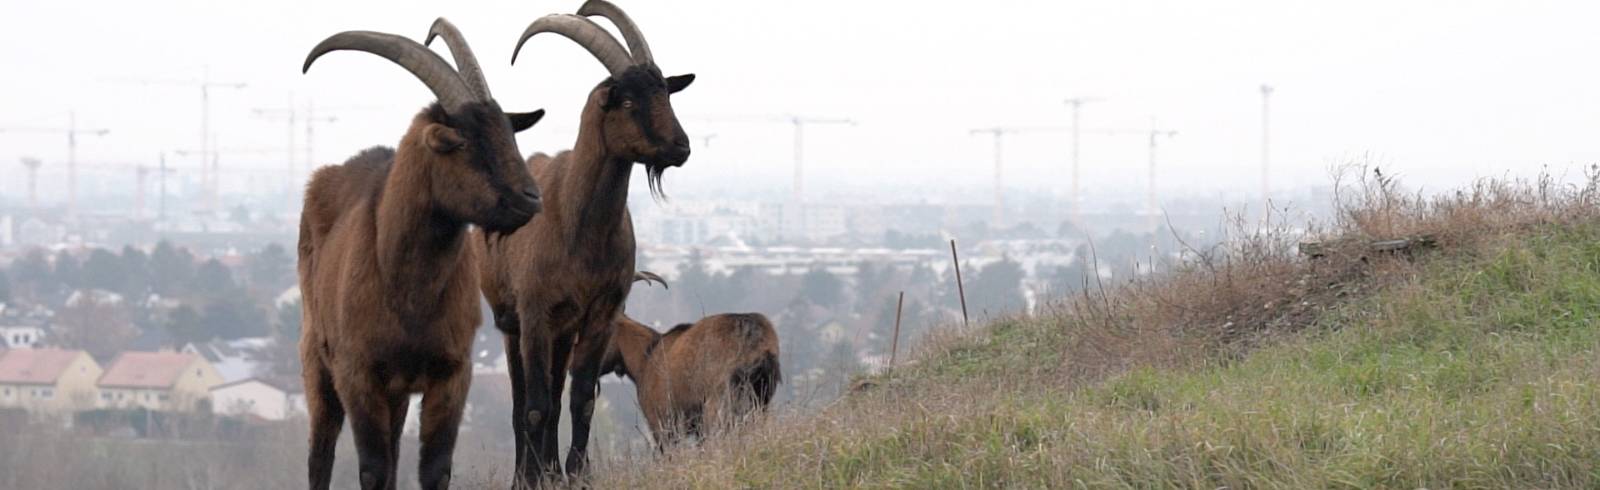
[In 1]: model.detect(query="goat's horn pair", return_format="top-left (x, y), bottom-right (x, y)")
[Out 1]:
top-left (513, 0), bottom-right (656, 76)
top-left (512, 14), bottom-right (632, 75)
top-left (634, 271), bottom-right (668, 290)
top-left (304, 18), bottom-right (490, 112)
top-left (575, 0), bottom-right (653, 65)
top-left (424, 18), bottom-right (494, 101)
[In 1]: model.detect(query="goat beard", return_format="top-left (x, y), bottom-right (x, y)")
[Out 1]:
top-left (645, 163), bottom-right (669, 202)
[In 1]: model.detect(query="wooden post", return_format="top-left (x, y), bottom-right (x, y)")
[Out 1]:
top-left (950, 239), bottom-right (969, 326)
top-left (889, 291), bottom-right (905, 367)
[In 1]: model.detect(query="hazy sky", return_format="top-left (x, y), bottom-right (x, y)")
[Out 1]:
top-left (4, 0), bottom-right (1599, 206)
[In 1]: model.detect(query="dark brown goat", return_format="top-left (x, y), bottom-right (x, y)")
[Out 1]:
top-left (603, 312), bottom-right (782, 448)
top-left (298, 19), bottom-right (543, 490)
top-left (479, 0), bottom-right (694, 481)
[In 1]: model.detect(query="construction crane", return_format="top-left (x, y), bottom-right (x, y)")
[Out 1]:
top-left (70, 160), bottom-right (177, 220)
top-left (0, 112), bottom-right (110, 215)
top-left (1064, 97), bottom-right (1105, 224)
top-left (696, 114), bottom-right (854, 204)
top-left (969, 126), bottom-right (1064, 229)
top-left (18, 157), bottom-right (42, 209)
top-left (1082, 120), bottom-right (1178, 232)
top-left (101, 68), bottom-right (247, 212)
top-left (133, 161), bottom-right (179, 220)
top-left (252, 94), bottom-right (377, 196)
top-left (171, 146), bottom-right (287, 212)
top-left (252, 94), bottom-right (355, 208)
top-left (1260, 84), bottom-right (1274, 223)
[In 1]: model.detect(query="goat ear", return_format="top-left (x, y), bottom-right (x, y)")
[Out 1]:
top-left (423, 125), bottom-right (466, 154)
top-left (506, 109), bottom-right (546, 133)
top-left (598, 83), bottom-right (622, 111)
top-left (666, 74), bottom-right (695, 94)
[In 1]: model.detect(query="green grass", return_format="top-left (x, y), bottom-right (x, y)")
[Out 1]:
top-left (595, 225), bottom-right (1600, 488)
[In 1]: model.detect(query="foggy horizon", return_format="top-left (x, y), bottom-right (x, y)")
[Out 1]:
top-left (6, 0), bottom-right (1599, 211)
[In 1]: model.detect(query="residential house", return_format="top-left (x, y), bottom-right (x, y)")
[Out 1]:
top-left (182, 337), bottom-right (271, 383)
top-left (97, 351), bottom-right (224, 412)
top-left (0, 303), bottom-right (51, 349)
top-left (0, 325), bottom-right (44, 349)
top-left (0, 348), bottom-right (103, 414)
top-left (210, 376), bottom-right (302, 421)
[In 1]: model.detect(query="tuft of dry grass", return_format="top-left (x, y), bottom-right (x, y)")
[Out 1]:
top-left (584, 168), bottom-right (1600, 488)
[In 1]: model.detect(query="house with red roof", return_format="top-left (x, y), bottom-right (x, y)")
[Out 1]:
top-left (0, 348), bottom-right (103, 415)
top-left (97, 351), bottom-right (224, 412)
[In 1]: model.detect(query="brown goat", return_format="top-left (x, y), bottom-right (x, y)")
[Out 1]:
top-left (298, 19), bottom-right (543, 490)
top-left (479, 0), bottom-right (695, 481)
top-left (603, 312), bottom-right (782, 448)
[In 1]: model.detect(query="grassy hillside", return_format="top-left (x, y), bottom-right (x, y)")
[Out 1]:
top-left (590, 173), bottom-right (1600, 488)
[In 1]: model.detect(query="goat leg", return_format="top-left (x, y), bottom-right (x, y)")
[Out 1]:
top-left (303, 361), bottom-right (344, 490)
top-left (562, 328), bottom-right (613, 476)
top-left (501, 333), bottom-right (529, 488)
top-left (419, 369), bottom-right (470, 490)
top-left (386, 393), bottom-right (409, 489)
top-left (517, 324), bottom-right (561, 481)
top-left (542, 330), bottom-right (577, 474)
top-left (344, 384), bottom-right (398, 490)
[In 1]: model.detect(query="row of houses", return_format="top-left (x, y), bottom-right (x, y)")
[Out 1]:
top-left (0, 347), bottom-right (303, 422)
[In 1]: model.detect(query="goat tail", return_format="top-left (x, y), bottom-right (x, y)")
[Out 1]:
top-left (730, 351), bottom-right (781, 415)
top-left (724, 313), bottom-right (774, 348)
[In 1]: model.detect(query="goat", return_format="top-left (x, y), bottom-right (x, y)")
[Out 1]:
top-left (479, 0), bottom-right (695, 481)
top-left (298, 19), bottom-right (543, 490)
top-left (603, 309), bottom-right (782, 449)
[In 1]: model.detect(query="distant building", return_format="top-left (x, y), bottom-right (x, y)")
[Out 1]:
top-left (210, 377), bottom-right (302, 421)
top-left (182, 337), bottom-right (271, 383)
top-left (0, 348), bottom-right (103, 415)
top-left (97, 351), bottom-right (224, 412)
top-left (759, 202), bottom-right (850, 244)
top-left (0, 325), bottom-right (45, 349)
top-left (0, 303), bottom-right (54, 350)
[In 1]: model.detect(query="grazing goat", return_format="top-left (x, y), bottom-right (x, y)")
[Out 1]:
top-left (480, 0), bottom-right (694, 481)
top-left (603, 310), bottom-right (782, 448)
top-left (298, 19), bottom-right (543, 490)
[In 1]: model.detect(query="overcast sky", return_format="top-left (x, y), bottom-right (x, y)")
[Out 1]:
top-left (4, 0), bottom-right (1599, 206)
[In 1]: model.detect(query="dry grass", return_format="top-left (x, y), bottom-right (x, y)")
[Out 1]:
top-left (6, 169), bottom-right (1599, 488)
top-left (584, 167), bottom-right (1600, 488)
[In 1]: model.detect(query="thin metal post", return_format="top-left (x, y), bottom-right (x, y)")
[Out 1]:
top-left (889, 291), bottom-right (905, 367)
top-left (951, 239), bottom-right (969, 326)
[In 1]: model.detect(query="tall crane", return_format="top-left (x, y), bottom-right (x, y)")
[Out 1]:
top-left (18, 157), bottom-right (42, 209)
top-left (1260, 84), bottom-right (1274, 223)
top-left (171, 146), bottom-right (285, 212)
top-left (1064, 97), bottom-right (1105, 224)
top-left (697, 114), bottom-right (854, 204)
top-left (968, 126), bottom-right (1062, 229)
top-left (101, 68), bottom-right (247, 212)
top-left (0, 112), bottom-right (110, 216)
top-left (132, 162), bottom-right (179, 221)
top-left (1083, 121), bottom-right (1178, 232)
top-left (72, 161), bottom-right (177, 220)
top-left (251, 94), bottom-right (353, 208)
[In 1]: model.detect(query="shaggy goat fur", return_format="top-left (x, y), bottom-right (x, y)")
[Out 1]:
top-left (299, 101), bottom-right (539, 490)
top-left (480, 62), bottom-right (694, 481)
top-left (603, 313), bottom-right (782, 447)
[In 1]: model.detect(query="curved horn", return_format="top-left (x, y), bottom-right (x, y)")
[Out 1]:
top-left (513, 14), bottom-right (632, 76)
top-left (423, 18), bottom-right (493, 100)
top-left (576, 0), bottom-right (653, 65)
top-left (633, 271), bottom-right (668, 290)
top-left (304, 31), bottom-right (474, 111)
